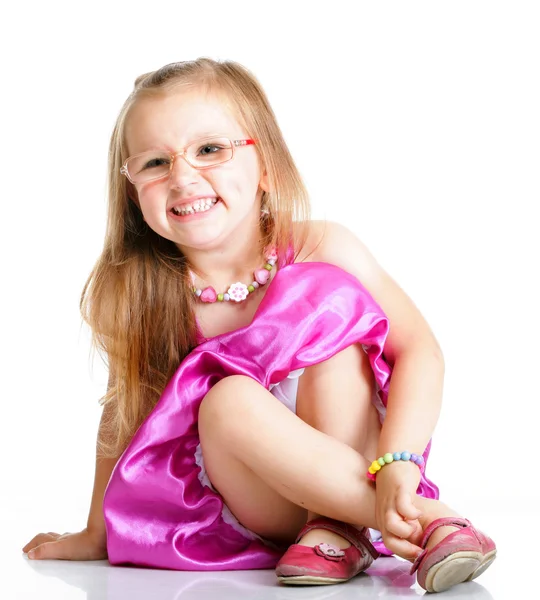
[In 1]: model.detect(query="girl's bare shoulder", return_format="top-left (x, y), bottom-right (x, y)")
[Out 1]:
top-left (296, 220), bottom-right (443, 364)
top-left (293, 219), bottom-right (328, 263)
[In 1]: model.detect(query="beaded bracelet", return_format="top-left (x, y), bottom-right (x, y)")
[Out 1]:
top-left (367, 451), bottom-right (425, 481)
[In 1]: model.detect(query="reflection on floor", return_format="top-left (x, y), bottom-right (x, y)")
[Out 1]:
top-left (10, 545), bottom-right (507, 600)
top-left (8, 500), bottom-right (525, 599)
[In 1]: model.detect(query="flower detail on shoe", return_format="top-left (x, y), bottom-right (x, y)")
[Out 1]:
top-left (275, 518), bottom-right (380, 585)
top-left (314, 543), bottom-right (345, 561)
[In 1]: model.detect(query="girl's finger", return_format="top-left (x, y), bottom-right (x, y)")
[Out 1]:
top-left (383, 531), bottom-right (424, 562)
top-left (395, 488), bottom-right (422, 521)
top-left (27, 540), bottom-right (68, 560)
top-left (405, 519), bottom-right (424, 546)
top-left (385, 509), bottom-right (417, 539)
top-left (22, 533), bottom-right (58, 553)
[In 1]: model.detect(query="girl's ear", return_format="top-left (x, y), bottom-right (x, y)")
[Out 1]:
top-left (259, 169), bottom-right (269, 193)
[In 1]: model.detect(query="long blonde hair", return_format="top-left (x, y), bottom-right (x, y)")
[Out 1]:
top-left (80, 58), bottom-right (311, 458)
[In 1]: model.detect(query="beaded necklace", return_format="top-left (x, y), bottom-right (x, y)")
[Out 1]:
top-left (190, 247), bottom-right (278, 303)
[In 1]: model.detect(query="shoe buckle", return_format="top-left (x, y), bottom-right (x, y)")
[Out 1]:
top-left (314, 543), bottom-right (345, 561)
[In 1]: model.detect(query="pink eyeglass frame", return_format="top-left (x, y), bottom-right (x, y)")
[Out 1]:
top-left (120, 136), bottom-right (256, 184)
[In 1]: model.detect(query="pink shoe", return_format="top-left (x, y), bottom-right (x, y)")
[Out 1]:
top-left (275, 517), bottom-right (380, 585)
top-left (410, 517), bottom-right (497, 593)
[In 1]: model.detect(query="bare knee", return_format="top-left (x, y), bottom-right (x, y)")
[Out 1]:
top-left (304, 342), bottom-right (373, 386)
top-left (298, 342), bottom-right (375, 410)
top-left (199, 375), bottom-right (259, 435)
top-left (198, 376), bottom-right (308, 543)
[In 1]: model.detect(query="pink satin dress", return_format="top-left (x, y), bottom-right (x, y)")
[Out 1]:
top-left (103, 249), bottom-right (439, 570)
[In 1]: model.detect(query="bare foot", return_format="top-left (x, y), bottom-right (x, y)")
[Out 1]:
top-left (296, 528), bottom-right (351, 549)
top-left (416, 498), bottom-right (463, 553)
top-left (296, 499), bottom-right (464, 557)
top-left (296, 513), bottom-right (352, 549)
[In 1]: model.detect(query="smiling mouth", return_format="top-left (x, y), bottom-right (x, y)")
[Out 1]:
top-left (170, 197), bottom-right (221, 216)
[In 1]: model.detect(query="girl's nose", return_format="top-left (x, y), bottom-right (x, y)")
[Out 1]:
top-left (168, 153), bottom-right (199, 188)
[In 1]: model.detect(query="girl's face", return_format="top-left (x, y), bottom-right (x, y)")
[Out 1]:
top-left (124, 90), bottom-right (267, 251)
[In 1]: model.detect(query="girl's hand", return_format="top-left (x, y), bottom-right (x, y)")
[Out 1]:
top-left (374, 461), bottom-right (425, 561)
top-left (22, 527), bottom-right (108, 561)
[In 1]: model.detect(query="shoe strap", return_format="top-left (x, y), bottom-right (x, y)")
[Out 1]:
top-left (410, 517), bottom-right (472, 575)
top-left (294, 517), bottom-right (380, 560)
top-left (418, 517), bottom-right (472, 549)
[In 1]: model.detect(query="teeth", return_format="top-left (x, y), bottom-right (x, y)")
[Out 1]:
top-left (172, 198), bottom-right (218, 216)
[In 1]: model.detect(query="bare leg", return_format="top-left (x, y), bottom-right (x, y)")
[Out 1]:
top-left (199, 358), bottom-right (460, 561)
top-left (199, 374), bottom-right (380, 533)
top-left (294, 342), bottom-right (383, 549)
top-left (294, 344), bottom-right (461, 551)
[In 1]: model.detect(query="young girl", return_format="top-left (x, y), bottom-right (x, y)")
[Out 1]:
top-left (22, 58), bottom-right (496, 593)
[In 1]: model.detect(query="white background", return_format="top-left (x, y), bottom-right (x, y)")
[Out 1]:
top-left (1, 1), bottom-right (538, 598)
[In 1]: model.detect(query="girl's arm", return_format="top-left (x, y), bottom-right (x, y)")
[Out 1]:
top-left (311, 220), bottom-right (445, 455)
top-left (376, 345), bottom-right (444, 458)
top-left (86, 398), bottom-right (120, 541)
top-left (23, 381), bottom-right (119, 560)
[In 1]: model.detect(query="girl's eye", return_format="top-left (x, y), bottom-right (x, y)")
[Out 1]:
top-left (198, 144), bottom-right (221, 155)
top-left (143, 157), bottom-right (170, 170)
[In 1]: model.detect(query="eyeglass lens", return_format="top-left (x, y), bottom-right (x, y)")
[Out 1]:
top-left (126, 137), bottom-right (233, 183)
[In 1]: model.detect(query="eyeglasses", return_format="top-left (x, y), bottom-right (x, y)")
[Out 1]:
top-left (120, 136), bottom-right (256, 184)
